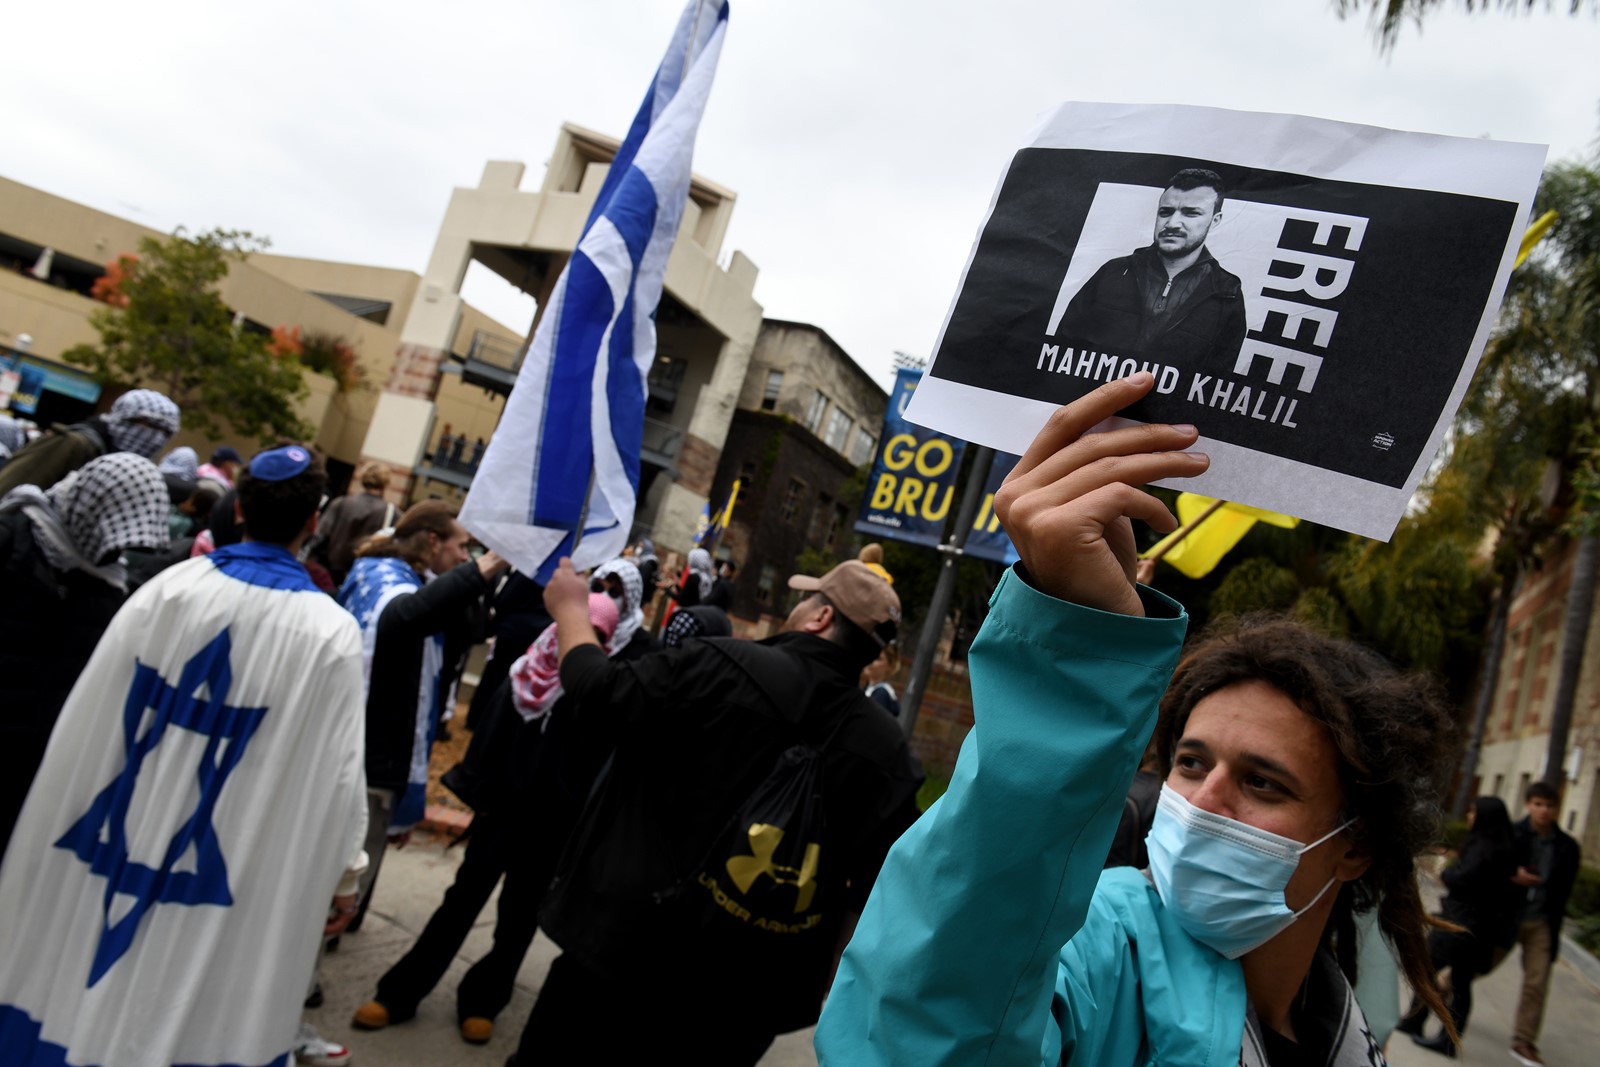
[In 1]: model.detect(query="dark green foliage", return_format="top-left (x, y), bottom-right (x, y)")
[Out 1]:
top-left (63, 228), bottom-right (311, 442)
top-left (1334, 0), bottom-right (1597, 51)
top-left (1569, 864), bottom-right (1600, 952)
top-left (1210, 558), bottom-right (1301, 617)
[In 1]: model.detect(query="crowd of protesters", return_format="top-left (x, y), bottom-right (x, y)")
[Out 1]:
top-left (0, 377), bottom-right (1588, 1067)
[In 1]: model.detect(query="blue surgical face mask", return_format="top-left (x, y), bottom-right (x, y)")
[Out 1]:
top-left (1146, 784), bottom-right (1354, 959)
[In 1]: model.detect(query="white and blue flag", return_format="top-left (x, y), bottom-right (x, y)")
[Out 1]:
top-left (461, 0), bottom-right (730, 580)
top-left (0, 545), bottom-right (368, 1067)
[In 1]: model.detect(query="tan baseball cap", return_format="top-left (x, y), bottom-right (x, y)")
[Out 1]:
top-left (788, 560), bottom-right (901, 644)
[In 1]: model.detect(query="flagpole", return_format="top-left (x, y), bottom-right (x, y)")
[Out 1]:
top-left (1143, 498), bottom-right (1226, 565)
top-left (899, 446), bottom-right (994, 740)
top-left (568, 471), bottom-right (597, 561)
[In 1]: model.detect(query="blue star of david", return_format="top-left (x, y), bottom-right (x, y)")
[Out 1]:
top-left (54, 629), bottom-right (268, 987)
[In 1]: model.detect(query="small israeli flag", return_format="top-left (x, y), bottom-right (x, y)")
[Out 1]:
top-left (461, 0), bottom-right (730, 580)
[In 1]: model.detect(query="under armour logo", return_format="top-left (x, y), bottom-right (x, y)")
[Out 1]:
top-left (725, 823), bottom-right (820, 913)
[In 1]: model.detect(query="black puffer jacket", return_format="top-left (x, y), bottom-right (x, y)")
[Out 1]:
top-left (0, 511), bottom-right (127, 857)
top-left (1056, 244), bottom-right (1246, 375)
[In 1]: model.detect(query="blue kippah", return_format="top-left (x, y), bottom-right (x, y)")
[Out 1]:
top-left (248, 445), bottom-right (312, 482)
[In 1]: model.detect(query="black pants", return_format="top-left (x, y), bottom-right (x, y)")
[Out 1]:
top-left (374, 813), bottom-right (545, 1022)
top-left (509, 953), bottom-right (777, 1066)
top-left (1406, 927), bottom-right (1485, 1036)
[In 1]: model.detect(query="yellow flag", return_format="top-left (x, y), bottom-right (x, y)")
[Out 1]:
top-left (1515, 210), bottom-right (1558, 269)
top-left (1142, 494), bottom-right (1299, 580)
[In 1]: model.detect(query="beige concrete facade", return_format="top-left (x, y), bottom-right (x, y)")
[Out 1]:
top-left (375, 124), bottom-right (765, 554)
top-left (0, 175), bottom-right (519, 486)
top-left (1475, 538), bottom-right (1600, 854)
top-left (742, 319), bottom-right (887, 468)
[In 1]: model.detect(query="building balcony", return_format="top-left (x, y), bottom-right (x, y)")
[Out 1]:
top-left (414, 417), bottom-right (684, 491)
top-left (453, 329), bottom-right (524, 395)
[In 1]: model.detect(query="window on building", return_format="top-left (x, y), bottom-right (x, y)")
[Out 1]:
top-left (737, 459), bottom-right (757, 506)
top-left (756, 564), bottom-right (778, 606)
top-left (761, 370), bottom-right (784, 411)
top-left (809, 493), bottom-right (834, 542)
top-left (805, 392), bottom-right (829, 433)
top-left (647, 354), bottom-right (688, 418)
top-left (852, 427), bottom-right (877, 466)
top-left (824, 409), bottom-right (853, 452)
top-left (826, 502), bottom-right (849, 549)
top-left (782, 478), bottom-right (807, 523)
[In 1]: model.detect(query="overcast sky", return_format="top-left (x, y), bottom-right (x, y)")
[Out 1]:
top-left (9, 1), bottom-right (1598, 388)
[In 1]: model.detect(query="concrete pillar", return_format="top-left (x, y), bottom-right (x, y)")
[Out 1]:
top-left (356, 166), bottom-right (498, 500)
top-left (653, 320), bottom-right (760, 553)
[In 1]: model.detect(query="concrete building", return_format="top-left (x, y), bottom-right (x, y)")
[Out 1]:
top-left (0, 175), bottom-right (520, 491)
top-left (704, 319), bottom-right (888, 628)
top-left (358, 123), bottom-right (765, 553)
top-left (1473, 538), bottom-right (1600, 854)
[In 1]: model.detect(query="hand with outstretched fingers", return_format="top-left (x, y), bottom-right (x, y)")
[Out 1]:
top-left (992, 373), bottom-right (1208, 618)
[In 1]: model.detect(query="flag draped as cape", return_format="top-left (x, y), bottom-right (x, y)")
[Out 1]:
top-left (0, 544), bottom-right (367, 1067)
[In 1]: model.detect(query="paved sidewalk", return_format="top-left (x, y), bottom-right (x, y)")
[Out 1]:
top-left (1385, 934), bottom-right (1599, 1067)
top-left (305, 831), bottom-right (817, 1066)
top-left (309, 833), bottom-right (1598, 1066)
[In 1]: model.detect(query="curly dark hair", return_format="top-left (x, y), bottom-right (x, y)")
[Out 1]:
top-left (1155, 614), bottom-right (1462, 1043)
top-left (236, 448), bottom-right (328, 545)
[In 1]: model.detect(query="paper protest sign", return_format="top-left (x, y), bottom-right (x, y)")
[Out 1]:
top-left (906, 103), bottom-right (1547, 540)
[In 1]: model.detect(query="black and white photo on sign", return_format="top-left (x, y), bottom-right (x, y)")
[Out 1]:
top-left (1045, 173), bottom-right (1372, 434)
top-left (906, 103), bottom-right (1546, 541)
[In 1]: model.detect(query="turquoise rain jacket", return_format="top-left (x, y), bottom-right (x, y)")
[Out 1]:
top-left (815, 568), bottom-right (1380, 1067)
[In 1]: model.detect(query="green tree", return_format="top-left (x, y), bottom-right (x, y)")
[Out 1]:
top-left (1335, 0), bottom-right (1598, 50)
top-left (1439, 152), bottom-right (1600, 795)
top-left (64, 228), bottom-right (312, 441)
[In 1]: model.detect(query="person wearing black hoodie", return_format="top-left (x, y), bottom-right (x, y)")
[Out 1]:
top-left (506, 559), bottom-right (922, 1066)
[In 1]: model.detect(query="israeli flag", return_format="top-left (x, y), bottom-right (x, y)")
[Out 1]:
top-left (461, 0), bottom-right (730, 580)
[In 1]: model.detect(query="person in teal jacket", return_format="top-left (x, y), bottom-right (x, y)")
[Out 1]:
top-left (816, 374), bottom-right (1457, 1066)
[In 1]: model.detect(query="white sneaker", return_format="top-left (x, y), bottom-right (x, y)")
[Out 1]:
top-left (294, 1021), bottom-right (352, 1067)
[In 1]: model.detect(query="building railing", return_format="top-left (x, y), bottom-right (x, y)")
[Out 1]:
top-left (641, 417), bottom-right (685, 463)
top-left (465, 329), bottom-right (525, 372)
top-left (415, 418), bottom-right (684, 491)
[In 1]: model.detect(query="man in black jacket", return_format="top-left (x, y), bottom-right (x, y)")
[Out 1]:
top-left (1508, 781), bottom-right (1582, 1067)
top-left (337, 502), bottom-right (506, 932)
top-left (508, 559), bottom-right (923, 1065)
top-left (1056, 167), bottom-right (1246, 377)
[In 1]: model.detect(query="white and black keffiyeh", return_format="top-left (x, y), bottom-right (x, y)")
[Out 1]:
top-left (687, 547), bottom-right (714, 601)
top-left (157, 445), bottom-right (200, 480)
top-left (105, 389), bottom-right (180, 457)
top-left (0, 453), bottom-right (169, 590)
top-left (593, 558), bottom-right (645, 652)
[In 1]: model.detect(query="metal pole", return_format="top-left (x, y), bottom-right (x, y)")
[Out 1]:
top-left (899, 446), bottom-right (994, 740)
top-left (568, 471), bottom-right (597, 561)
